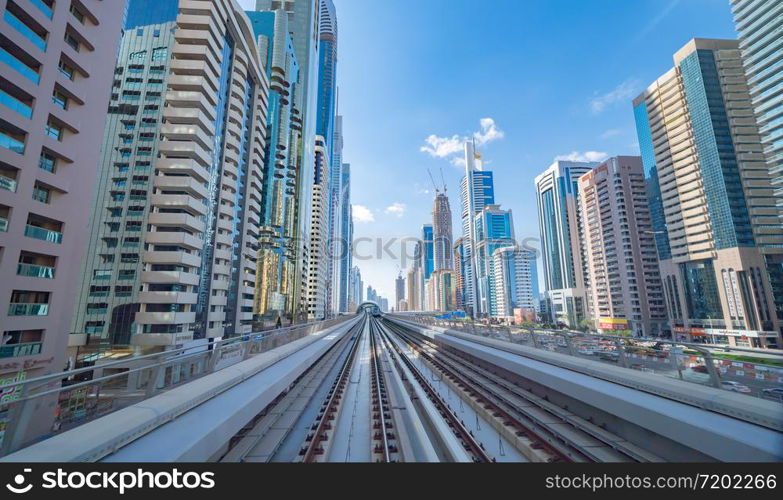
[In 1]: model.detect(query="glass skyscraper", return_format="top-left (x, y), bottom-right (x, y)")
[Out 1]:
top-left (633, 38), bottom-right (783, 347)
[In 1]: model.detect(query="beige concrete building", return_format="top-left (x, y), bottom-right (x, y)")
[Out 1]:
top-left (578, 157), bottom-right (668, 337)
top-left (633, 39), bottom-right (783, 347)
top-left (306, 135), bottom-right (329, 319)
top-left (69, 0), bottom-right (270, 357)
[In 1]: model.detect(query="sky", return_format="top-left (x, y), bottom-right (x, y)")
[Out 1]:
top-left (238, 0), bottom-right (738, 300)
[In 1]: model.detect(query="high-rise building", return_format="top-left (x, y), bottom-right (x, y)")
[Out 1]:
top-left (347, 264), bottom-right (361, 310)
top-left (473, 204), bottom-right (515, 316)
top-left (406, 265), bottom-right (421, 311)
top-left (731, 0), bottom-right (783, 219)
top-left (316, 0), bottom-right (340, 316)
top-left (307, 135), bottom-right (330, 319)
top-left (0, 0), bottom-right (125, 447)
top-left (731, 0), bottom-right (783, 343)
top-left (577, 157), bottom-right (668, 337)
top-left (453, 237), bottom-right (466, 311)
top-left (421, 223), bottom-right (434, 280)
top-left (432, 191), bottom-right (453, 271)
top-left (256, 0), bottom-right (321, 324)
top-left (459, 141), bottom-right (495, 317)
top-left (633, 38), bottom-right (783, 347)
top-left (534, 159), bottom-right (597, 328)
top-left (430, 269), bottom-right (455, 312)
top-left (492, 246), bottom-right (538, 319)
top-left (395, 272), bottom-right (405, 309)
top-left (338, 161), bottom-right (352, 312)
top-left (246, 8), bottom-right (301, 326)
top-left (70, 1), bottom-right (270, 356)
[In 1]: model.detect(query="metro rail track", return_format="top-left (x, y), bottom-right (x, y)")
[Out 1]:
top-left (221, 311), bottom-right (662, 463)
top-left (380, 317), bottom-right (662, 463)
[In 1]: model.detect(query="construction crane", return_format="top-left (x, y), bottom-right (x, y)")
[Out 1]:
top-left (427, 168), bottom-right (439, 194)
top-left (439, 167), bottom-right (447, 193)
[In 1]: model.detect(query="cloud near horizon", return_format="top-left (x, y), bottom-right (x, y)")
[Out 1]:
top-left (554, 151), bottom-right (608, 163)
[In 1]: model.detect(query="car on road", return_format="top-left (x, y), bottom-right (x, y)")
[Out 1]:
top-left (721, 381), bottom-right (751, 393)
top-left (691, 364), bottom-right (709, 373)
top-left (761, 388), bottom-right (783, 401)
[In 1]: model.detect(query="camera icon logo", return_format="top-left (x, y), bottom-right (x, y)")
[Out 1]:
top-left (5, 469), bottom-right (33, 494)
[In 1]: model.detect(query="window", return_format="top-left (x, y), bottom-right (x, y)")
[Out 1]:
top-left (44, 120), bottom-right (62, 141)
top-left (0, 43), bottom-right (40, 83)
top-left (151, 47), bottom-right (167, 61)
top-left (32, 183), bottom-right (50, 203)
top-left (3, 5), bottom-right (47, 51)
top-left (58, 59), bottom-right (74, 80)
top-left (129, 50), bottom-right (146, 61)
top-left (51, 89), bottom-right (68, 109)
top-left (136, 28), bottom-right (143, 36)
top-left (39, 151), bottom-right (56, 172)
top-left (0, 119), bottom-right (26, 154)
top-left (93, 269), bottom-right (111, 280)
top-left (70, 3), bottom-right (85, 24)
top-left (0, 78), bottom-right (33, 118)
top-left (63, 31), bottom-right (80, 52)
top-left (153, 29), bottom-right (160, 38)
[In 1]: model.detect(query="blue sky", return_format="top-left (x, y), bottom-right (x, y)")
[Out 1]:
top-left (239, 0), bottom-right (737, 300)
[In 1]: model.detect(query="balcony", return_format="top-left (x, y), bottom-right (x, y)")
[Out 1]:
top-left (30, 0), bottom-right (53, 19)
top-left (0, 216), bottom-right (8, 232)
top-left (17, 263), bottom-right (55, 278)
top-left (25, 224), bottom-right (62, 243)
top-left (0, 341), bottom-right (42, 358)
top-left (8, 302), bottom-right (49, 316)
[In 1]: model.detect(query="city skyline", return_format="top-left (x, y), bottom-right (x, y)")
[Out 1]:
top-left (237, 0), bottom-right (738, 299)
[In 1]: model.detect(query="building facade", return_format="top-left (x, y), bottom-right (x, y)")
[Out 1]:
top-left (473, 204), bottom-right (515, 317)
top-left (492, 246), bottom-right (538, 320)
top-left (432, 190), bottom-right (453, 271)
top-left (731, 0), bottom-right (783, 344)
top-left (633, 39), bottom-right (783, 347)
top-left (534, 159), bottom-right (597, 328)
top-left (395, 271), bottom-right (404, 309)
top-left (246, 8), bottom-right (301, 327)
top-left (577, 157), bottom-right (668, 337)
top-left (405, 265), bottom-right (421, 311)
top-left (256, 0), bottom-right (320, 324)
top-left (70, 0), bottom-right (270, 357)
top-left (459, 141), bottom-right (495, 317)
top-left (421, 223), bottom-right (433, 281)
top-left (453, 237), bottom-right (465, 311)
top-left (0, 0), bottom-right (126, 449)
top-left (306, 134), bottom-right (329, 319)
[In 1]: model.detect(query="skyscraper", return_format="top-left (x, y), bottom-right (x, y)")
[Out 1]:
top-left (492, 246), bottom-right (538, 319)
top-left (246, 8), bottom-right (301, 326)
top-left (432, 191), bottom-right (453, 271)
top-left (453, 237), bottom-right (466, 311)
top-left (459, 141), bottom-right (495, 317)
top-left (307, 135), bottom-right (330, 319)
top-left (633, 38), bottom-right (783, 347)
top-left (731, 0), bottom-right (783, 344)
top-left (395, 272), bottom-right (405, 311)
top-left (473, 204), bottom-right (515, 316)
top-left (0, 0), bottom-right (125, 447)
top-left (256, 0), bottom-right (321, 324)
top-left (534, 159), bottom-right (597, 328)
top-left (577, 157), bottom-right (668, 337)
top-left (421, 223), bottom-right (434, 280)
top-left (406, 265), bottom-right (421, 311)
top-left (338, 161), bottom-right (352, 312)
top-left (71, 0), bottom-right (270, 355)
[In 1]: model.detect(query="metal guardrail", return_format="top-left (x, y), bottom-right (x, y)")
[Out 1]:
top-left (0, 315), bottom-right (355, 457)
top-left (394, 314), bottom-right (783, 405)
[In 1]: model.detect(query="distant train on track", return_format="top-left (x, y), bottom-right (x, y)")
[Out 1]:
top-left (357, 301), bottom-right (381, 317)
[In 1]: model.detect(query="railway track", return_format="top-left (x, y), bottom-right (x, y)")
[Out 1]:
top-left (372, 318), bottom-right (494, 462)
top-left (368, 320), bottom-right (399, 462)
top-left (382, 318), bottom-right (662, 462)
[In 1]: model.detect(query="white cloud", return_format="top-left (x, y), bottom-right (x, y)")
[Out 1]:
top-left (590, 79), bottom-right (640, 114)
top-left (474, 118), bottom-right (505, 145)
top-left (384, 202), bottom-right (406, 217)
top-left (420, 134), bottom-right (464, 158)
top-left (600, 128), bottom-right (623, 139)
top-left (352, 204), bottom-right (375, 223)
top-left (420, 118), bottom-right (504, 165)
top-left (554, 151), bottom-right (608, 163)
